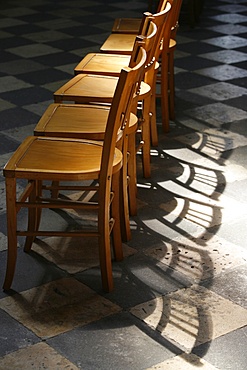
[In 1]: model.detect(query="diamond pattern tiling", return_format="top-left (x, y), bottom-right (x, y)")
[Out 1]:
top-left (0, 0), bottom-right (247, 369)
top-left (0, 278), bottom-right (121, 338)
top-left (199, 49), bottom-right (247, 63)
top-left (130, 285), bottom-right (247, 352)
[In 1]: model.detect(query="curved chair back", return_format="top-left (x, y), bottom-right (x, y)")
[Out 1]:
top-left (100, 46), bottom-right (147, 184)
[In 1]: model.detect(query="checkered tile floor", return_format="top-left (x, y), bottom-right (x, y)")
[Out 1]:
top-left (1, 0), bottom-right (247, 369)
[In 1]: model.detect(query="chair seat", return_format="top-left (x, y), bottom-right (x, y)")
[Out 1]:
top-left (100, 34), bottom-right (137, 54)
top-left (54, 74), bottom-right (151, 104)
top-left (34, 103), bottom-right (138, 139)
top-left (4, 136), bottom-right (122, 181)
top-left (54, 74), bottom-right (119, 104)
top-left (74, 53), bottom-right (131, 76)
top-left (112, 18), bottom-right (142, 34)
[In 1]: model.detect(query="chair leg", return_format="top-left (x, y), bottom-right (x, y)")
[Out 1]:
top-left (168, 50), bottom-right (175, 121)
top-left (24, 180), bottom-right (42, 252)
top-left (127, 131), bottom-right (137, 216)
top-left (98, 234), bottom-right (114, 293)
top-left (141, 97), bottom-right (151, 178)
top-left (119, 136), bottom-right (132, 242)
top-left (161, 50), bottom-right (170, 133)
top-left (98, 189), bottom-right (114, 293)
top-left (111, 171), bottom-right (126, 254)
top-left (150, 81), bottom-right (158, 147)
top-left (3, 178), bottom-right (18, 291)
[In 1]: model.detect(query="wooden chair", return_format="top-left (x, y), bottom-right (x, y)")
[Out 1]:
top-left (54, 6), bottom-right (171, 184)
top-left (53, 24), bottom-right (158, 181)
top-left (2, 51), bottom-right (146, 293)
top-left (110, 0), bottom-right (183, 132)
top-left (73, 6), bottom-right (171, 147)
top-left (34, 42), bottom-right (146, 239)
top-left (159, 0), bottom-right (183, 129)
top-left (36, 40), bottom-right (146, 229)
top-left (34, 104), bottom-right (138, 241)
top-left (111, 0), bottom-right (167, 34)
top-left (73, 19), bottom-right (159, 179)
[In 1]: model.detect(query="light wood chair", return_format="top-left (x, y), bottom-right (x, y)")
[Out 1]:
top-left (110, 0), bottom-right (183, 132)
top-left (34, 104), bottom-right (138, 241)
top-left (36, 40), bottom-right (146, 230)
top-left (73, 6), bottom-right (171, 147)
top-left (158, 0), bottom-right (183, 129)
top-left (111, 0), bottom-right (167, 34)
top-left (73, 20), bottom-right (159, 181)
top-left (98, 0), bottom-right (176, 133)
top-left (2, 52), bottom-right (146, 293)
top-left (34, 42), bottom-right (146, 239)
top-left (54, 7), bottom-right (171, 183)
top-left (53, 26), bottom-right (157, 181)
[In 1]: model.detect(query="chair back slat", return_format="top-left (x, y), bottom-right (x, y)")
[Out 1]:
top-left (99, 47), bottom-right (146, 186)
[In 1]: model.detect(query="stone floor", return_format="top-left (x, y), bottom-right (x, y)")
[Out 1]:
top-left (0, 0), bottom-right (247, 369)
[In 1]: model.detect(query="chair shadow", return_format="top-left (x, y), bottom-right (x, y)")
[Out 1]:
top-left (1, 119), bottom-right (236, 367)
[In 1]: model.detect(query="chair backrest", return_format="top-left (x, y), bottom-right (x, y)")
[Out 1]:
top-left (129, 21), bottom-right (157, 68)
top-left (127, 4), bottom-right (172, 98)
top-left (99, 46), bottom-right (146, 187)
top-left (159, 0), bottom-right (177, 55)
top-left (158, 0), bottom-right (183, 43)
top-left (144, 1), bottom-right (172, 62)
top-left (157, 0), bottom-right (169, 12)
top-left (133, 3), bottom-right (172, 72)
top-left (170, 0), bottom-right (183, 39)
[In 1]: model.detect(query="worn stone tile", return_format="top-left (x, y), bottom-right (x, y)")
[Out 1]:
top-left (0, 248), bottom-right (67, 299)
top-left (195, 64), bottom-right (247, 81)
top-left (0, 308), bottom-right (39, 358)
top-left (0, 342), bottom-right (79, 370)
top-left (48, 311), bottom-right (175, 370)
top-left (32, 237), bottom-right (136, 274)
top-left (174, 128), bottom-right (247, 159)
top-left (7, 44), bottom-right (62, 58)
top-left (23, 30), bottom-right (73, 43)
top-left (144, 233), bottom-right (247, 282)
top-left (0, 76), bottom-right (32, 93)
top-left (0, 7), bottom-right (38, 17)
top-left (0, 59), bottom-right (47, 76)
top-left (184, 102), bottom-right (247, 126)
top-left (160, 146), bottom-right (219, 174)
top-left (0, 278), bottom-right (121, 338)
top-left (203, 35), bottom-right (247, 49)
top-left (0, 18), bottom-right (26, 29)
top-left (199, 50), bottom-right (247, 64)
top-left (159, 187), bottom-right (247, 225)
top-left (130, 285), bottom-right (247, 352)
top-left (147, 352), bottom-right (219, 369)
top-left (189, 82), bottom-right (247, 102)
top-left (175, 159), bottom-right (247, 190)
top-left (0, 232), bottom-right (7, 251)
top-left (170, 165), bottom-right (220, 197)
top-left (35, 18), bottom-right (82, 31)
top-left (193, 325), bottom-right (247, 370)
top-left (3, 124), bottom-right (34, 143)
top-left (211, 13), bottom-right (247, 24)
top-left (0, 98), bottom-right (15, 112)
top-left (209, 23), bottom-right (247, 35)
top-left (203, 264), bottom-right (247, 309)
top-left (0, 180), bottom-right (27, 214)
top-left (0, 182), bottom-right (5, 215)
top-left (216, 4), bottom-right (247, 13)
